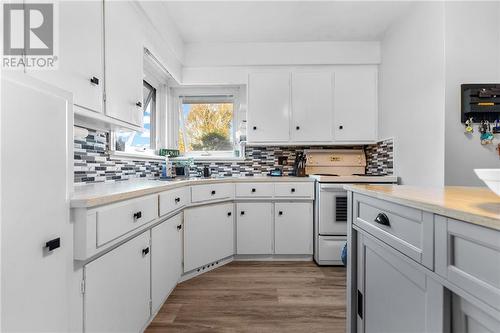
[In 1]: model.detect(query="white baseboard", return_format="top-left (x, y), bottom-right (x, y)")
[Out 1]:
top-left (234, 254), bottom-right (313, 261)
top-left (180, 256), bottom-right (234, 282)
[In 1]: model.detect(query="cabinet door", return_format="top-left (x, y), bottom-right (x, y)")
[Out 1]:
top-left (248, 72), bottom-right (290, 142)
top-left (356, 232), bottom-right (444, 333)
top-left (104, 0), bottom-right (144, 127)
top-left (291, 72), bottom-right (333, 142)
top-left (452, 294), bottom-right (500, 333)
top-left (334, 67), bottom-right (377, 142)
top-left (84, 231), bottom-right (151, 333)
top-left (275, 202), bottom-right (313, 254)
top-left (28, 1), bottom-right (103, 113)
top-left (151, 213), bottom-right (183, 313)
top-left (184, 203), bottom-right (234, 272)
top-left (236, 202), bottom-right (273, 254)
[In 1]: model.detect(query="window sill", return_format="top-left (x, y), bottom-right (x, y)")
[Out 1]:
top-left (171, 156), bottom-right (245, 162)
top-left (109, 150), bottom-right (165, 161)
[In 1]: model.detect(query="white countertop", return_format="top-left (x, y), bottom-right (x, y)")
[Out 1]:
top-left (345, 184), bottom-right (500, 231)
top-left (71, 176), bottom-right (315, 208)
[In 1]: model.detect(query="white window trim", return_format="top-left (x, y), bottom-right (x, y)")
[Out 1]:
top-left (171, 86), bottom-right (242, 160)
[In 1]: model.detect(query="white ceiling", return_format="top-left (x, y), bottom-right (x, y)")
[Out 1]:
top-left (162, 1), bottom-right (414, 43)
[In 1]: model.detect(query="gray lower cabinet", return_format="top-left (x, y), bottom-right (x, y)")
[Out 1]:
top-left (452, 294), bottom-right (500, 333)
top-left (84, 231), bottom-right (151, 333)
top-left (356, 231), bottom-right (444, 333)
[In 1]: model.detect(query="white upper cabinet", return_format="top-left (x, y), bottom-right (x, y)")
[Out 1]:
top-left (28, 1), bottom-right (104, 113)
top-left (333, 66), bottom-right (378, 142)
top-left (291, 72), bottom-right (334, 142)
top-left (104, 0), bottom-right (144, 127)
top-left (248, 72), bottom-right (291, 142)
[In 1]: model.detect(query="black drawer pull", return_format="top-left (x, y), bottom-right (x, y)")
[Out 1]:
top-left (278, 211), bottom-right (283, 216)
top-left (136, 101), bottom-right (142, 108)
top-left (227, 212), bottom-right (232, 217)
top-left (133, 211), bottom-right (142, 220)
top-left (374, 213), bottom-right (390, 227)
top-left (45, 237), bottom-right (60, 251)
top-left (291, 188), bottom-right (296, 193)
top-left (253, 126), bottom-right (257, 130)
top-left (142, 247), bottom-right (150, 256)
top-left (240, 211), bottom-right (245, 215)
top-left (296, 126), bottom-right (300, 130)
top-left (339, 125), bottom-right (344, 130)
top-left (90, 76), bottom-right (99, 85)
top-left (211, 190), bottom-right (216, 195)
top-left (175, 197), bottom-right (181, 203)
top-left (251, 188), bottom-right (256, 193)
top-left (177, 224), bottom-right (182, 230)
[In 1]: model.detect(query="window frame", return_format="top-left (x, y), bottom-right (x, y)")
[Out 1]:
top-left (172, 87), bottom-right (241, 160)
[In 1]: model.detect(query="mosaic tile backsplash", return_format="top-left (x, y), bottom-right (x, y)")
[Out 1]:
top-left (74, 127), bottom-right (394, 184)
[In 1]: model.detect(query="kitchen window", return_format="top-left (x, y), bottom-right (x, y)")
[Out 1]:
top-left (177, 92), bottom-right (240, 159)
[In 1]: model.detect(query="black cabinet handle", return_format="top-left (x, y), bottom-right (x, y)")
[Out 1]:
top-left (251, 188), bottom-right (256, 193)
top-left (296, 126), bottom-right (300, 130)
top-left (253, 126), bottom-right (257, 130)
top-left (211, 190), bottom-right (216, 195)
top-left (177, 224), bottom-right (182, 230)
top-left (45, 237), bottom-right (60, 251)
top-left (175, 197), bottom-right (181, 203)
top-left (136, 101), bottom-right (142, 108)
top-left (133, 211), bottom-right (142, 220)
top-left (142, 247), bottom-right (150, 256)
top-left (339, 125), bottom-right (344, 130)
top-left (291, 188), bottom-right (296, 193)
top-left (90, 76), bottom-right (99, 85)
top-left (227, 212), bottom-right (232, 217)
top-left (374, 213), bottom-right (390, 227)
top-left (278, 211), bottom-right (283, 216)
top-left (240, 211), bottom-right (245, 215)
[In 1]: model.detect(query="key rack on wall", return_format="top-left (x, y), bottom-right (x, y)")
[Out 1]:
top-left (461, 84), bottom-right (500, 123)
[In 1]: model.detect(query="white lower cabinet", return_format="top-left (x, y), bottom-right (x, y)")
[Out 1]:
top-left (151, 213), bottom-right (183, 313)
top-left (236, 202), bottom-right (273, 254)
top-left (356, 232), bottom-right (444, 333)
top-left (274, 202), bottom-right (313, 254)
top-left (84, 231), bottom-right (151, 333)
top-left (184, 203), bottom-right (235, 272)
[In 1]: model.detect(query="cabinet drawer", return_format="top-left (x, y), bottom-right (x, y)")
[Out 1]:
top-left (235, 183), bottom-right (274, 198)
top-left (96, 195), bottom-right (158, 247)
top-left (353, 193), bottom-right (433, 269)
top-left (191, 183), bottom-right (234, 203)
top-left (159, 187), bottom-right (190, 216)
top-left (274, 182), bottom-right (314, 198)
top-left (318, 236), bottom-right (345, 265)
top-left (436, 217), bottom-right (500, 312)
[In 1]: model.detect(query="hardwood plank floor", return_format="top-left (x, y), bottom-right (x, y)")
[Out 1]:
top-left (146, 261), bottom-right (346, 333)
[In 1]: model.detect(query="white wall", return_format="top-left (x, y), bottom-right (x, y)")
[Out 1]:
top-left (444, 2), bottom-right (500, 186)
top-left (379, 2), bottom-right (446, 186)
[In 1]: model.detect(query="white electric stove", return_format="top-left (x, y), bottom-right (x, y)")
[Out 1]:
top-left (305, 149), bottom-right (398, 266)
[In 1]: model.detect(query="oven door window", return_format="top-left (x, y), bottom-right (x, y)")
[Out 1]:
top-left (319, 187), bottom-right (348, 235)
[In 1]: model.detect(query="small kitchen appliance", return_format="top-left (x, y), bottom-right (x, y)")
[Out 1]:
top-left (305, 149), bottom-right (398, 266)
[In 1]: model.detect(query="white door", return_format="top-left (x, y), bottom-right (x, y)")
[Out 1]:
top-left (184, 203), bottom-right (235, 272)
top-left (104, 0), bottom-right (144, 127)
top-left (236, 203), bottom-right (273, 254)
top-left (85, 231), bottom-right (151, 333)
top-left (28, 1), bottom-right (104, 113)
top-left (334, 66), bottom-right (377, 142)
top-left (275, 202), bottom-right (313, 254)
top-left (291, 72), bottom-right (333, 142)
top-left (1, 75), bottom-right (72, 332)
top-left (318, 185), bottom-right (348, 235)
top-left (357, 233), bottom-right (444, 333)
top-left (248, 72), bottom-right (291, 142)
top-left (151, 213), bottom-right (183, 313)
